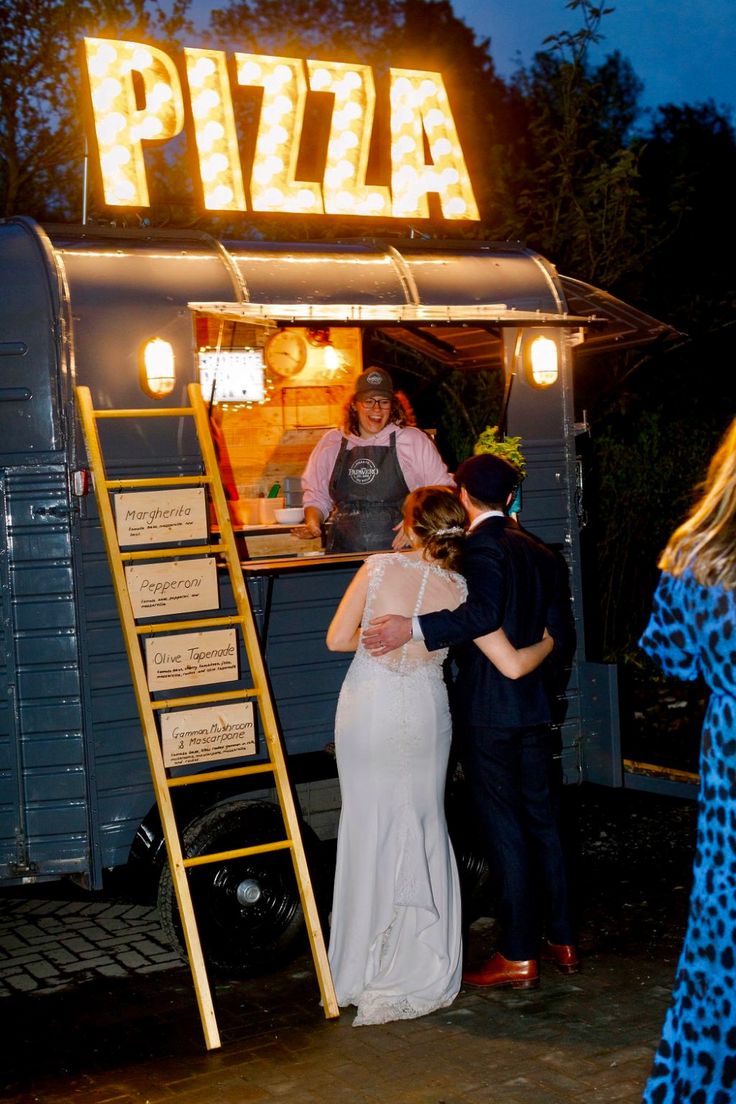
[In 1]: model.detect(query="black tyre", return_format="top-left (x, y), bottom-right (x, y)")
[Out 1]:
top-left (446, 780), bottom-right (493, 923)
top-left (452, 835), bottom-right (492, 922)
top-left (157, 799), bottom-right (323, 977)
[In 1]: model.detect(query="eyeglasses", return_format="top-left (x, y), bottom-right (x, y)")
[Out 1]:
top-left (358, 397), bottom-right (391, 410)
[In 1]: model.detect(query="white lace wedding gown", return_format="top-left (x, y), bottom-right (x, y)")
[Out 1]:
top-left (328, 552), bottom-right (466, 1026)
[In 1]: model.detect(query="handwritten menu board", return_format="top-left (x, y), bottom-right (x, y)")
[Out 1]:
top-left (145, 629), bottom-right (238, 691)
top-left (161, 703), bottom-right (255, 767)
top-left (125, 558), bottom-right (219, 617)
top-left (114, 488), bottom-right (208, 545)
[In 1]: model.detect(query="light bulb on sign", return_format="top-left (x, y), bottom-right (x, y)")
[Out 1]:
top-left (306, 58), bottom-right (390, 217)
top-left (184, 47), bottom-right (246, 212)
top-left (236, 52), bottom-right (323, 214)
top-left (389, 67), bottom-right (479, 220)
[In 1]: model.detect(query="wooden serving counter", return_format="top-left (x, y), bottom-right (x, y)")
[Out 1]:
top-left (235, 522), bottom-right (322, 560)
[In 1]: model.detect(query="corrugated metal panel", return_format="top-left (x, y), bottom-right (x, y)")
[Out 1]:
top-left (0, 468), bottom-right (89, 880)
top-left (0, 477), bottom-right (17, 868)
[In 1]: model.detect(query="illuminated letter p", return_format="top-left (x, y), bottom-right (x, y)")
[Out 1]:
top-left (84, 37), bottom-right (184, 207)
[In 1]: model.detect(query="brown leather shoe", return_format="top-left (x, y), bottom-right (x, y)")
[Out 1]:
top-left (462, 951), bottom-right (539, 990)
top-left (541, 939), bottom-right (580, 975)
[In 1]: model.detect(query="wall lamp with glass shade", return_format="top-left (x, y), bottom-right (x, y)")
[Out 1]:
top-left (525, 334), bottom-right (559, 388)
top-left (140, 337), bottom-right (176, 398)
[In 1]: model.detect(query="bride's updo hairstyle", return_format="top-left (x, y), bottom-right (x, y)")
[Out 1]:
top-left (403, 486), bottom-right (467, 572)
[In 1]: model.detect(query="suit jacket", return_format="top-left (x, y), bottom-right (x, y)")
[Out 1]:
top-left (420, 516), bottom-right (571, 728)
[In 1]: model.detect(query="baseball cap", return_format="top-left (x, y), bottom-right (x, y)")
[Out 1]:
top-left (354, 366), bottom-right (394, 399)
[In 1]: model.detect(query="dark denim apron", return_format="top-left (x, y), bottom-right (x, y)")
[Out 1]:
top-left (326, 431), bottom-right (410, 552)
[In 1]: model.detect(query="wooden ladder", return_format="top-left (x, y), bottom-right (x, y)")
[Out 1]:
top-left (75, 382), bottom-right (338, 1050)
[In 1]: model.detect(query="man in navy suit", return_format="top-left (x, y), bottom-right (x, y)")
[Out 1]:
top-left (364, 454), bottom-right (578, 989)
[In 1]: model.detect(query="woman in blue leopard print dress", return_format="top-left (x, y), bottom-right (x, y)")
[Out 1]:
top-left (640, 417), bottom-right (736, 1104)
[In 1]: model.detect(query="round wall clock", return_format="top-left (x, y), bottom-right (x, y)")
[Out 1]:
top-left (264, 329), bottom-right (308, 377)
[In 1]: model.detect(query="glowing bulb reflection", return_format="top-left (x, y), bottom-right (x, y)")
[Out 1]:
top-left (389, 67), bottom-right (478, 220)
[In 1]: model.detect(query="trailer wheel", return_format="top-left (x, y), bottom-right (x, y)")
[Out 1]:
top-left (453, 839), bottom-right (492, 922)
top-left (446, 781), bottom-right (492, 922)
top-left (157, 799), bottom-right (324, 977)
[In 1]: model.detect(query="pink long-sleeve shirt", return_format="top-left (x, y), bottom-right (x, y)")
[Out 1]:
top-left (302, 424), bottom-right (454, 519)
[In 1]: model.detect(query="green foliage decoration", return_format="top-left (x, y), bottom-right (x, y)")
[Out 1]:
top-left (472, 425), bottom-right (527, 478)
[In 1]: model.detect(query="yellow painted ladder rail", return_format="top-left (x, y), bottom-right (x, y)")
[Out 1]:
top-left (75, 383), bottom-right (339, 1050)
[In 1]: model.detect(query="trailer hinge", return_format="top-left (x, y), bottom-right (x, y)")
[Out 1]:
top-left (9, 828), bottom-right (37, 876)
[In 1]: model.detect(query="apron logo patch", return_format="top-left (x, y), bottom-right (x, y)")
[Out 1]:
top-left (349, 458), bottom-right (379, 485)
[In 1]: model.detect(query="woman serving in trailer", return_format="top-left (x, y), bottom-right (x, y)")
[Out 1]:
top-left (293, 367), bottom-right (453, 553)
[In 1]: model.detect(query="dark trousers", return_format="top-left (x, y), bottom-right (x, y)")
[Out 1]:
top-left (462, 723), bottom-right (573, 961)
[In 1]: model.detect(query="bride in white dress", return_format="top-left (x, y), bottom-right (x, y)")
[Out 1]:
top-left (325, 486), bottom-right (553, 1026)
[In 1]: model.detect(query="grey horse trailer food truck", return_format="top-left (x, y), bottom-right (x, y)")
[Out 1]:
top-left (0, 215), bottom-right (679, 973)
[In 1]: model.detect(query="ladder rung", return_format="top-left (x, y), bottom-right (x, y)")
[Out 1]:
top-left (167, 762), bottom-right (275, 787)
top-left (121, 544), bottom-right (222, 561)
top-left (183, 839), bottom-right (292, 868)
top-left (138, 614), bottom-right (246, 634)
top-left (105, 475), bottom-right (211, 489)
top-left (94, 406), bottom-right (195, 418)
top-left (153, 687), bottom-right (259, 710)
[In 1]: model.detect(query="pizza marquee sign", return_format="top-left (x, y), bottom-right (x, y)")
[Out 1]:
top-left (83, 37), bottom-right (480, 221)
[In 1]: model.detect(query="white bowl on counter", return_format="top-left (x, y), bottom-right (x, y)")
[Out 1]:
top-left (274, 507), bottom-right (304, 525)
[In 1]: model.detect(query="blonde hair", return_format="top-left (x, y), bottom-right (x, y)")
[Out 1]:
top-left (659, 417), bottom-right (736, 588)
top-left (403, 486), bottom-right (467, 573)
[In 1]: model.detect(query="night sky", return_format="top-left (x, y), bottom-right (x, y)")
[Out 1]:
top-left (453, 0), bottom-right (736, 113)
top-left (187, 1), bottom-right (736, 116)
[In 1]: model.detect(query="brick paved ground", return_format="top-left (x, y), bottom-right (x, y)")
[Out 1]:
top-left (0, 786), bottom-right (695, 1104)
top-left (0, 926), bottom-right (674, 1104)
top-left (0, 892), bottom-right (181, 997)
